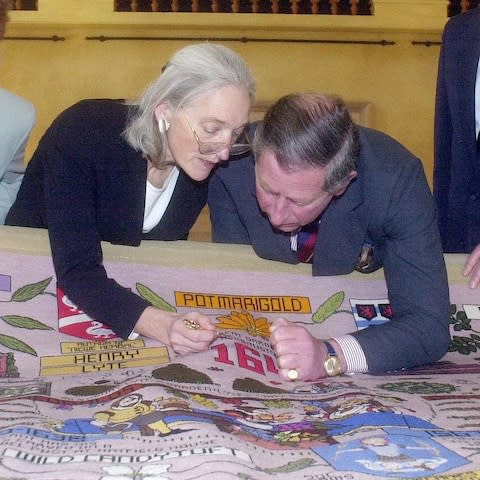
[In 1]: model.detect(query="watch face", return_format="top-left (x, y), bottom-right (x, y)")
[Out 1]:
top-left (325, 356), bottom-right (341, 376)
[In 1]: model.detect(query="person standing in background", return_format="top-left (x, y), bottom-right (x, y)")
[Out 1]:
top-left (433, 7), bottom-right (480, 288)
top-left (0, 0), bottom-right (36, 223)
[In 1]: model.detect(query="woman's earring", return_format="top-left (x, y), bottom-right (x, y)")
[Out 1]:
top-left (158, 118), bottom-right (170, 134)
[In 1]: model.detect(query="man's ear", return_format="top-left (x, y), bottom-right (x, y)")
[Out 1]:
top-left (333, 171), bottom-right (357, 197)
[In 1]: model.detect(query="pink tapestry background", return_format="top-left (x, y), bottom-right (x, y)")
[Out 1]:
top-left (0, 252), bottom-right (479, 480)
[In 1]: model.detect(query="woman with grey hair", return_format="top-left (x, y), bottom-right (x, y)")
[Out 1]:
top-left (6, 42), bottom-right (255, 353)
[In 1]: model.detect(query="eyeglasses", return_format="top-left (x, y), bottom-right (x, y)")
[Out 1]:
top-left (184, 112), bottom-right (251, 156)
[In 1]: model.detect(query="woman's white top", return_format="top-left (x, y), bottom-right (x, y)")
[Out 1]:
top-left (142, 166), bottom-right (179, 233)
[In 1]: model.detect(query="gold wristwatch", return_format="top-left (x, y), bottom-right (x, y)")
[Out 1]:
top-left (324, 341), bottom-right (342, 377)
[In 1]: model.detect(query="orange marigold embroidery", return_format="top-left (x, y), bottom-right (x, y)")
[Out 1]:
top-left (216, 311), bottom-right (271, 338)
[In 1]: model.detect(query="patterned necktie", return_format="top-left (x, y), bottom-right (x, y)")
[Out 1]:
top-left (297, 221), bottom-right (320, 263)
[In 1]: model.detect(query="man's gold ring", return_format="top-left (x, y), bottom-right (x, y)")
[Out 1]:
top-left (183, 318), bottom-right (200, 330)
top-left (287, 369), bottom-right (299, 381)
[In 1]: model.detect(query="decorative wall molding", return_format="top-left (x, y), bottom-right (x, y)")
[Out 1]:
top-left (7, 0), bottom-right (450, 34)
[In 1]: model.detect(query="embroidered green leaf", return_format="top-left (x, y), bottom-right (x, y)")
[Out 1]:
top-left (262, 458), bottom-right (316, 473)
top-left (1, 315), bottom-right (54, 330)
top-left (10, 277), bottom-right (52, 302)
top-left (0, 333), bottom-right (37, 356)
top-left (136, 283), bottom-right (177, 312)
top-left (312, 291), bottom-right (345, 324)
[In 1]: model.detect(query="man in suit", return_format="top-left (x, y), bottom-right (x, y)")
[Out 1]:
top-left (209, 92), bottom-right (450, 381)
top-left (434, 7), bottom-right (480, 288)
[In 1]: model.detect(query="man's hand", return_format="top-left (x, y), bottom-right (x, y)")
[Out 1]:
top-left (269, 318), bottom-right (344, 381)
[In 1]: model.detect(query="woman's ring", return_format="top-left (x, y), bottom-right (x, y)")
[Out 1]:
top-left (287, 369), bottom-right (299, 381)
top-left (183, 318), bottom-right (200, 330)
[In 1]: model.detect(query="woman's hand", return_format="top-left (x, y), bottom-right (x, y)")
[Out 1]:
top-left (270, 318), bottom-right (328, 381)
top-left (169, 312), bottom-right (218, 355)
top-left (134, 307), bottom-right (218, 355)
top-left (464, 244), bottom-right (480, 289)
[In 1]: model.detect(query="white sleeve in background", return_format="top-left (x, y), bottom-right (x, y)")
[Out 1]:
top-left (0, 88), bottom-right (36, 223)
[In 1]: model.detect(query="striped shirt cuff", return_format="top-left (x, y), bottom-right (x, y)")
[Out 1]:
top-left (333, 334), bottom-right (369, 374)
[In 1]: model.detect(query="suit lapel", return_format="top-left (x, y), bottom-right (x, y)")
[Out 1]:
top-left (313, 175), bottom-right (366, 275)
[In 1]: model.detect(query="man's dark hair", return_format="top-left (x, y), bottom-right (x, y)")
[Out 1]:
top-left (253, 92), bottom-right (360, 193)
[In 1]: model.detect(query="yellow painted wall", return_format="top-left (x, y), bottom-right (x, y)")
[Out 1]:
top-left (1, 0), bottom-right (450, 187)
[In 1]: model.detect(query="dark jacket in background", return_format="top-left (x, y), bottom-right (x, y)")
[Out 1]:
top-left (434, 7), bottom-right (480, 253)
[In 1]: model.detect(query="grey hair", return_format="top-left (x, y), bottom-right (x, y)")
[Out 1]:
top-left (124, 43), bottom-right (255, 167)
top-left (253, 92), bottom-right (359, 193)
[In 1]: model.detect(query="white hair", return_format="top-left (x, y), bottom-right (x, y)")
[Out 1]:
top-left (124, 43), bottom-right (255, 167)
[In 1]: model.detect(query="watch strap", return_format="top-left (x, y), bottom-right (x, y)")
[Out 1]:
top-left (324, 340), bottom-right (336, 357)
top-left (324, 340), bottom-right (342, 377)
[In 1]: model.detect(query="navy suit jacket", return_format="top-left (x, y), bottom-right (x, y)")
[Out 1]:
top-left (434, 8), bottom-right (480, 253)
top-left (5, 99), bottom-right (208, 338)
top-left (209, 126), bottom-right (450, 373)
